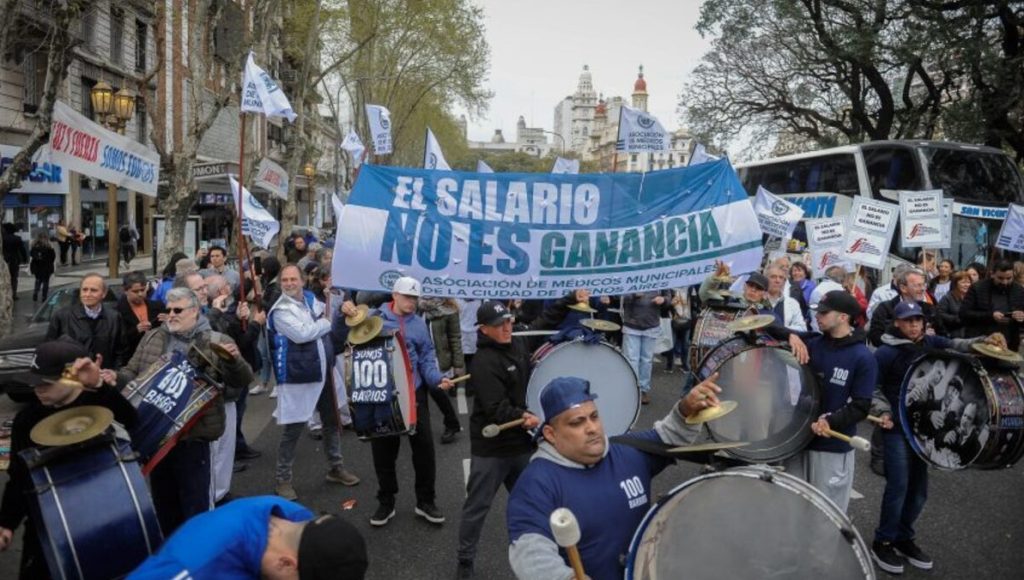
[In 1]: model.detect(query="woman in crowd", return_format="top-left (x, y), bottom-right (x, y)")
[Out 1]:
top-left (790, 262), bottom-right (816, 306)
top-left (151, 251), bottom-right (188, 303)
top-left (965, 262), bottom-right (986, 284)
top-left (28, 233), bottom-right (56, 302)
top-left (938, 271), bottom-right (973, 338)
top-left (928, 259), bottom-right (955, 301)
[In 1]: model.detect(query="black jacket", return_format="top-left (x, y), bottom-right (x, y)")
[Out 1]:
top-left (28, 243), bottom-right (55, 278)
top-left (45, 303), bottom-right (124, 365)
top-left (468, 332), bottom-right (535, 458)
top-left (116, 295), bottom-right (164, 360)
top-left (868, 295), bottom-right (944, 347)
top-left (2, 231), bottom-right (27, 268)
top-left (959, 279), bottom-right (1024, 350)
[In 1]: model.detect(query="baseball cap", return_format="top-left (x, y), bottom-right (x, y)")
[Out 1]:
top-left (392, 276), bottom-right (422, 297)
top-left (894, 301), bottom-right (926, 320)
top-left (298, 514), bottom-right (368, 580)
top-left (540, 377), bottom-right (598, 426)
top-left (811, 290), bottom-right (862, 319)
top-left (10, 338), bottom-right (90, 387)
top-left (476, 300), bottom-right (513, 326)
top-left (746, 272), bottom-right (769, 290)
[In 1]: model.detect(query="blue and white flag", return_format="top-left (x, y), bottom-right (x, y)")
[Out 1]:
top-left (551, 157), bottom-right (580, 175)
top-left (476, 160), bottom-right (494, 173)
top-left (424, 128), bottom-right (451, 171)
top-left (230, 175), bottom-right (280, 249)
top-left (341, 130), bottom-right (366, 167)
top-left (689, 143), bottom-right (719, 166)
top-left (333, 159), bottom-right (762, 298)
top-left (365, 104), bottom-right (392, 155)
top-left (616, 105), bottom-right (671, 152)
top-left (996, 203), bottom-right (1024, 252)
top-left (240, 52), bottom-right (296, 122)
top-left (753, 186), bottom-right (804, 239)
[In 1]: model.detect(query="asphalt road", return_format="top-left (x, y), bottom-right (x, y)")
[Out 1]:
top-left (2, 357), bottom-right (1022, 579)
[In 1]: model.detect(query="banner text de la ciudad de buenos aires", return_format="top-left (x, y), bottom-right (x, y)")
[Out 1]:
top-left (334, 159), bottom-right (763, 299)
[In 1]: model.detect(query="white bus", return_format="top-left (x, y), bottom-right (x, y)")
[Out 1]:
top-left (734, 140), bottom-right (1024, 270)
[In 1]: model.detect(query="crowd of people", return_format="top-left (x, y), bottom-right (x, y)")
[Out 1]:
top-left (0, 226), bottom-right (1021, 578)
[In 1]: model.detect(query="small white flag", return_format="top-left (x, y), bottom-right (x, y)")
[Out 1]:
top-left (689, 143), bottom-right (720, 166)
top-left (551, 157), bottom-right (580, 174)
top-left (230, 176), bottom-right (280, 249)
top-left (753, 186), bottom-right (804, 239)
top-left (476, 160), bottom-right (494, 173)
top-left (340, 130), bottom-right (366, 167)
top-left (615, 105), bottom-right (671, 152)
top-left (364, 104), bottom-right (393, 155)
top-left (240, 52), bottom-right (296, 122)
top-left (424, 128), bottom-right (451, 170)
top-left (331, 193), bottom-right (346, 224)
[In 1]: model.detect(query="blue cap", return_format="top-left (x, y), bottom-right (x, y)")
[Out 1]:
top-left (894, 301), bottom-right (925, 320)
top-left (540, 377), bottom-right (598, 424)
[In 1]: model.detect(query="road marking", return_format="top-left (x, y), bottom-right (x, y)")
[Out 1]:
top-left (851, 489), bottom-right (864, 500)
top-left (463, 458), bottom-right (471, 493)
top-left (457, 388), bottom-right (468, 414)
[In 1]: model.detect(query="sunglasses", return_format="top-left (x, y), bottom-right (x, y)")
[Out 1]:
top-left (168, 306), bottom-right (194, 314)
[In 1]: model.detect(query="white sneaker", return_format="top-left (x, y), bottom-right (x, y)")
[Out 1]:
top-left (249, 384), bottom-right (267, 396)
top-left (269, 386), bottom-right (278, 399)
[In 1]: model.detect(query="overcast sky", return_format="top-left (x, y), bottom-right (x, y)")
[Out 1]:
top-left (462, 0), bottom-right (712, 143)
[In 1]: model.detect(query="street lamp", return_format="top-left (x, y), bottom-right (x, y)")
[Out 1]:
top-left (303, 162), bottom-right (315, 226)
top-left (90, 81), bottom-right (136, 277)
top-left (541, 130), bottom-right (566, 154)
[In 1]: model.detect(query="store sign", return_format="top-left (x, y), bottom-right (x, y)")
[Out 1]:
top-left (0, 144), bottom-right (70, 194)
top-left (192, 162), bottom-right (237, 180)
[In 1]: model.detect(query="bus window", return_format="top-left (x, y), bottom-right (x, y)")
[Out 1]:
top-left (864, 146), bottom-right (921, 195)
top-left (741, 154), bottom-right (859, 196)
top-left (922, 147), bottom-right (1024, 204)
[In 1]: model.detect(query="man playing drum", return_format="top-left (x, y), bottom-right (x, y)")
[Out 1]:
top-left (506, 374), bottom-right (721, 580)
top-left (870, 301), bottom-right (1004, 575)
top-left (0, 339), bottom-right (138, 578)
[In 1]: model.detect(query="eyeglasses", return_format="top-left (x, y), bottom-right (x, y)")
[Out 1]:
top-left (168, 306), bottom-right (194, 314)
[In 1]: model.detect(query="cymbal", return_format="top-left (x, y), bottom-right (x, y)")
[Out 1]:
top-left (55, 366), bottom-right (84, 390)
top-left (581, 318), bottom-right (621, 333)
top-left (972, 342), bottom-right (1023, 363)
top-left (30, 405), bottom-right (114, 447)
top-left (567, 302), bottom-right (597, 313)
top-left (209, 341), bottom-right (235, 361)
top-left (684, 400), bottom-right (739, 425)
top-left (667, 440), bottom-right (750, 453)
top-left (348, 316), bottom-right (384, 345)
top-left (726, 314), bottom-right (776, 333)
top-left (706, 289), bottom-right (732, 301)
top-left (345, 304), bottom-right (370, 327)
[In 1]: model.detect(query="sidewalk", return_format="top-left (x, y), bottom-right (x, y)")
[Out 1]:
top-left (12, 253), bottom-right (156, 296)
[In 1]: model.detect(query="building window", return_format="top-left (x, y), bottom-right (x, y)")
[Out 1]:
top-left (135, 19), bottom-right (147, 72)
top-left (631, 154), bottom-right (638, 163)
top-left (21, 52), bottom-right (45, 114)
top-left (136, 100), bottom-right (147, 144)
top-left (110, 7), bottom-right (124, 65)
top-left (80, 6), bottom-right (97, 51)
top-left (81, 78), bottom-right (95, 119)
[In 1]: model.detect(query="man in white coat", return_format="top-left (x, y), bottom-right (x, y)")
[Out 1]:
top-left (766, 265), bottom-right (807, 332)
top-left (269, 264), bottom-right (359, 500)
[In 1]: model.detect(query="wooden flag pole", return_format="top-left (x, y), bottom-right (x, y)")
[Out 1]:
top-left (236, 112), bottom-right (249, 331)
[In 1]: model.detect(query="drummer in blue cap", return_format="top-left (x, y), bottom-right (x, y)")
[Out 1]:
top-left (506, 372), bottom-right (722, 580)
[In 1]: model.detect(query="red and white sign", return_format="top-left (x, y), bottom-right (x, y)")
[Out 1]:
top-left (254, 157), bottom-right (289, 200)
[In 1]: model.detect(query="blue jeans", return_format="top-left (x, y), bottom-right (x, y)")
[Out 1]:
top-left (622, 331), bottom-right (656, 392)
top-left (875, 431), bottom-right (929, 542)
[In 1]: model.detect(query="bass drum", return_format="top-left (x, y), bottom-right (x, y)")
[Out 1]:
top-left (528, 340), bottom-right (639, 435)
top-left (625, 466), bottom-right (874, 579)
top-left (346, 331), bottom-right (417, 440)
top-left (687, 305), bottom-right (744, 371)
top-left (900, 351), bottom-right (1024, 470)
top-left (695, 335), bottom-right (820, 463)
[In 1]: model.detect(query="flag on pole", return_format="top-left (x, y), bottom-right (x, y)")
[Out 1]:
top-left (996, 203), bottom-right (1024, 252)
top-left (424, 128), bottom-right (451, 170)
top-left (551, 157), bottom-right (580, 174)
top-left (476, 160), bottom-right (494, 173)
top-left (230, 175), bottom-right (280, 249)
top-left (689, 143), bottom-right (720, 166)
top-left (240, 52), bottom-right (296, 122)
top-left (753, 186), bottom-right (804, 239)
top-left (615, 105), bottom-right (671, 152)
top-left (365, 104), bottom-right (393, 155)
top-left (340, 130), bottom-right (365, 167)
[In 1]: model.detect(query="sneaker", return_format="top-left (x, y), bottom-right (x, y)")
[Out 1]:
top-left (441, 426), bottom-right (461, 444)
top-left (269, 386), bottom-right (278, 399)
top-left (415, 502), bottom-right (445, 525)
top-left (275, 481), bottom-right (298, 501)
top-left (641, 392), bottom-right (651, 405)
top-left (894, 539), bottom-right (933, 570)
top-left (872, 541), bottom-right (905, 575)
top-left (325, 467), bottom-right (361, 486)
top-left (249, 384), bottom-right (267, 396)
top-left (370, 503), bottom-right (396, 527)
top-left (456, 560), bottom-right (474, 579)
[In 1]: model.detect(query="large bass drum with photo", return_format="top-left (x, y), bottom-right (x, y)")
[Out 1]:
top-left (900, 350), bottom-right (1024, 470)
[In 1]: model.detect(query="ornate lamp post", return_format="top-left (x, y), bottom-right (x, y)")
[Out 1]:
top-left (303, 162), bottom-right (315, 226)
top-left (90, 81), bottom-right (136, 277)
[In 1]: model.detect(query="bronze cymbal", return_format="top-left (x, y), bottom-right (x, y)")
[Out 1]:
top-left (348, 316), bottom-right (385, 345)
top-left (345, 304), bottom-right (370, 327)
top-left (972, 342), bottom-right (1024, 363)
top-left (581, 318), bottom-right (621, 333)
top-left (567, 302), bottom-right (597, 313)
top-left (209, 341), bottom-right (236, 361)
top-left (684, 400), bottom-right (739, 425)
top-left (667, 440), bottom-right (750, 453)
top-left (726, 314), bottom-right (776, 333)
top-left (30, 406), bottom-right (114, 447)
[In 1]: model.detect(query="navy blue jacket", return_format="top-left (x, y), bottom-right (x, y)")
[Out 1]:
top-left (268, 290), bottom-right (330, 384)
top-left (874, 332), bottom-right (954, 428)
top-left (804, 329), bottom-right (876, 453)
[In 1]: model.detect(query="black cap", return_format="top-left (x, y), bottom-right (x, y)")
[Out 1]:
top-left (811, 290), bottom-right (862, 319)
top-left (10, 339), bottom-right (90, 387)
top-left (746, 272), bottom-right (769, 290)
top-left (476, 300), bottom-right (513, 326)
top-left (298, 514), bottom-right (368, 580)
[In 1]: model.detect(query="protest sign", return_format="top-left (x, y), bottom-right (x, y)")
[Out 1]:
top-left (996, 203), bottom-right (1024, 252)
top-left (806, 218), bottom-right (852, 277)
top-left (844, 197), bottom-right (898, 269)
top-left (753, 186), bottom-right (804, 239)
top-left (899, 190), bottom-right (943, 247)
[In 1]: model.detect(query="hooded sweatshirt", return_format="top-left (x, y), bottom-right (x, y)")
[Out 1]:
top-left (804, 328), bottom-right (875, 453)
top-left (468, 332), bottom-right (533, 457)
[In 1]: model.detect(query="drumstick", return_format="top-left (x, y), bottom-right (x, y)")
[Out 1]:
top-left (482, 418), bottom-right (526, 438)
top-left (823, 428), bottom-right (871, 452)
top-left (550, 508), bottom-right (586, 580)
top-left (450, 374), bottom-right (472, 385)
top-left (866, 415), bottom-right (886, 425)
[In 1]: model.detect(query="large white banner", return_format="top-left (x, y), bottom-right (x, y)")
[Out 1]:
top-left (230, 176), bottom-right (279, 249)
top-left (753, 186), bottom-right (804, 239)
top-left (49, 101), bottom-right (160, 197)
top-left (365, 104), bottom-right (393, 155)
top-left (899, 190), bottom-right (943, 247)
top-left (0, 144), bottom-right (69, 194)
top-left (551, 157), bottom-right (580, 175)
top-left (254, 157), bottom-right (289, 200)
top-left (996, 203), bottom-right (1024, 252)
top-left (424, 128), bottom-right (451, 170)
top-left (843, 197), bottom-right (898, 269)
top-left (240, 52), bottom-right (296, 122)
top-left (616, 105), bottom-right (671, 153)
top-left (806, 218), bottom-right (852, 277)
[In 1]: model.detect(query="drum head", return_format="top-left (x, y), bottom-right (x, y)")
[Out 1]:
top-left (900, 353), bottom-right (991, 470)
top-left (697, 339), bottom-right (819, 463)
top-left (626, 467), bottom-right (874, 580)
top-left (392, 334), bottom-right (417, 431)
top-left (527, 341), bottom-right (639, 435)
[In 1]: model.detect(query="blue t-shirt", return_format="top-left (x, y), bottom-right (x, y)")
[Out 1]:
top-left (507, 432), bottom-right (669, 580)
top-left (129, 496), bottom-right (313, 579)
top-left (805, 334), bottom-right (877, 453)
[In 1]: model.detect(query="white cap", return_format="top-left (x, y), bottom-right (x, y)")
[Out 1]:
top-left (392, 276), bottom-right (422, 297)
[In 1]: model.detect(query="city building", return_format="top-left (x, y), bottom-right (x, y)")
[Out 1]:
top-left (466, 115), bottom-right (555, 158)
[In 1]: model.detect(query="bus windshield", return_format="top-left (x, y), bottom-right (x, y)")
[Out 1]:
top-left (922, 146), bottom-right (1024, 205)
